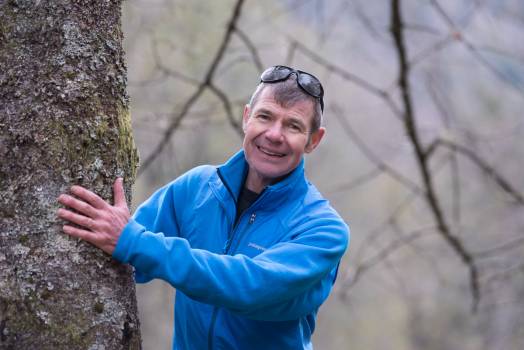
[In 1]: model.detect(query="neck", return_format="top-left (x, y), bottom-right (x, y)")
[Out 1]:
top-left (245, 169), bottom-right (294, 193)
top-left (244, 171), bottom-right (269, 194)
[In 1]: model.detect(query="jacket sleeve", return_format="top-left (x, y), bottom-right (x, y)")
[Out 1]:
top-left (126, 179), bottom-right (184, 283)
top-left (231, 262), bottom-right (340, 321)
top-left (113, 211), bottom-right (349, 318)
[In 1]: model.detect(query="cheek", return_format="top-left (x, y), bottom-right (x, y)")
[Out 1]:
top-left (244, 125), bottom-right (262, 143)
top-left (289, 137), bottom-right (309, 154)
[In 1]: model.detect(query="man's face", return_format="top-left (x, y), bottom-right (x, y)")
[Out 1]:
top-left (242, 87), bottom-right (325, 190)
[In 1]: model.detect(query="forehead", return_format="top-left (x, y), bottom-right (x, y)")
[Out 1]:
top-left (251, 87), bottom-right (315, 122)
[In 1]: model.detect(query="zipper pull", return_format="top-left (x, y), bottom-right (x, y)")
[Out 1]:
top-left (249, 213), bottom-right (256, 224)
top-left (223, 238), bottom-right (231, 253)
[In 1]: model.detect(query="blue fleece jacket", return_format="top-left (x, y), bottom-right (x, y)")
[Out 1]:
top-left (113, 150), bottom-right (349, 350)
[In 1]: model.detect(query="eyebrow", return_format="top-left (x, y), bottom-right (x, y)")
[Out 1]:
top-left (287, 116), bottom-right (307, 129)
top-left (255, 108), bottom-right (275, 116)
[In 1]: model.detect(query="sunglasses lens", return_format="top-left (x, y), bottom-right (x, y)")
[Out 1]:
top-left (297, 73), bottom-right (322, 98)
top-left (261, 66), bottom-right (292, 82)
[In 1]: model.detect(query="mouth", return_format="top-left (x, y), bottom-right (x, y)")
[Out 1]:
top-left (257, 145), bottom-right (286, 158)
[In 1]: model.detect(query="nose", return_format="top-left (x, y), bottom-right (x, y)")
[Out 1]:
top-left (264, 122), bottom-right (284, 143)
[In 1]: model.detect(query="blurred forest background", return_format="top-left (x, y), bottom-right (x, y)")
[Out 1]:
top-left (121, 0), bottom-right (524, 349)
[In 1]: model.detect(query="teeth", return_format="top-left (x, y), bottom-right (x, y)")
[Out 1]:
top-left (258, 146), bottom-right (284, 157)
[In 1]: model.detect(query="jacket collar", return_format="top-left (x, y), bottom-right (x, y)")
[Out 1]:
top-left (216, 149), bottom-right (307, 207)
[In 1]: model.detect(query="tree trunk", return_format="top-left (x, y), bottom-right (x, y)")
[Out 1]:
top-left (0, 1), bottom-right (141, 349)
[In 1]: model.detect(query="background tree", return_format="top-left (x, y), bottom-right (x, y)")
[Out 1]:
top-left (0, 1), bottom-right (141, 348)
top-left (122, 0), bottom-right (524, 349)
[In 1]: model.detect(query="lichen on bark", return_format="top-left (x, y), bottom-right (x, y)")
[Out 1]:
top-left (0, 1), bottom-right (142, 349)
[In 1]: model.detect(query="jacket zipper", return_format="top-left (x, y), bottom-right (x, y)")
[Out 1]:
top-left (228, 213), bottom-right (256, 253)
top-left (208, 210), bottom-right (261, 349)
top-left (208, 169), bottom-right (263, 349)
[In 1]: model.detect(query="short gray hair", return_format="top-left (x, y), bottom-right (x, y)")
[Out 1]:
top-left (248, 76), bottom-right (323, 133)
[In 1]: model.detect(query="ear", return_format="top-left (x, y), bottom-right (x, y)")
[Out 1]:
top-left (242, 105), bottom-right (251, 132)
top-left (305, 127), bottom-right (325, 153)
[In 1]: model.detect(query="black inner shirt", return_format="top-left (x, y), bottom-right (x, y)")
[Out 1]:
top-left (235, 186), bottom-right (260, 225)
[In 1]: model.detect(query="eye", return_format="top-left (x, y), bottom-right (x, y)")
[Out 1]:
top-left (288, 123), bottom-right (303, 133)
top-left (256, 114), bottom-right (270, 121)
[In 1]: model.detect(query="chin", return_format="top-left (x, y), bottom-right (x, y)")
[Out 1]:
top-left (254, 161), bottom-right (295, 180)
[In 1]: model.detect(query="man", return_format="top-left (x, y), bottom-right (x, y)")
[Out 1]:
top-left (57, 65), bottom-right (350, 349)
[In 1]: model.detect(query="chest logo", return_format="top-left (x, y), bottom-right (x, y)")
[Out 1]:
top-left (247, 242), bottom-right (267, 252)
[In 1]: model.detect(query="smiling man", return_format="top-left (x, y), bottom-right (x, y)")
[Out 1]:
top-left (57, 66), bottom-right (349, 350)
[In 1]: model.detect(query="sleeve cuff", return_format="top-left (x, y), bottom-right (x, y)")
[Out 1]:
top-left (112, 218), bottom-right (145, 263)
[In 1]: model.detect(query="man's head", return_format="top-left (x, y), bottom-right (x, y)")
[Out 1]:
top-left (242, 66), bottom-right (326, 191)
top-left (249, 66), bottom-right (324, 134)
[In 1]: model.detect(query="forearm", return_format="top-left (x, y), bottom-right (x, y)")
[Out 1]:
top-left (113, 219), bottom-right (347, 312)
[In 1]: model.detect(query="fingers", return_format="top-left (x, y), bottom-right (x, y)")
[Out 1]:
top-left (63, 225), bottom-right (114, 255)
top-left (70, 185), bottom-right (107, 209)
top-left (62, 225), bottom-right (97, 245)
top-left (57, 208), bottom-right (94, 230)
top-left (113, 178), bottom-right (127, 208)
top-left (58, 194), bottom-right (98, 218)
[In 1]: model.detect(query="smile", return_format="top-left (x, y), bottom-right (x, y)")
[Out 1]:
top-left (257, 145), bottom-right (286, 158)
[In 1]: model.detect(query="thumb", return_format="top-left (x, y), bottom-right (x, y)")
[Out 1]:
top-left (113, 177), bottom-right (127, 208)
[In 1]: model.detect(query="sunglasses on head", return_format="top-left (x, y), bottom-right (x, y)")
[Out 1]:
top-left (260, 65), bottom-right (324, 112)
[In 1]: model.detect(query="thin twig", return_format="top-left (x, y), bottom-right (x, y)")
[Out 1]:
top-left (410, 35), bottom-right (455, 67)
top-left (473, 235), bottom-right (524, 259)
top-left (233, 27), bottom-right (264, 72)
top-left (327, 167), bottom-right (384, 195)
top-left (208, 83), bottom-right (244, 136)
top-left (430, 0), bottom-right (524, 95)
top-left (427, 139), bottom-right (524, 205)
top-left (342, 151), bottom-right (459, 293)
top-left (425, 74), bottom-right (461, 226)
top-left (342, 227), bottom-right (435, 292)
top-left (332, 105), bottom-right (424, 195)
top-left (292, 40), bottom-right (404, 119)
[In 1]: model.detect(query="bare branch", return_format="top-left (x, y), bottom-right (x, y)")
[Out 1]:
top-left (429, 0), bottom-right (455, 28)
top-left (331, 105), bottom-right (424, 195)
top-left (233, 28), bottom-right (263, 72)
top-left (342, 226), bottom-right (435, 293)
top-left (428, 139), bottom-right (524, 205)
top-left (208, 83), bottom-right (244, 136)
top-left (317, 1), bottom-right (351, 44)
top-left (426, 74), bottom-right (461, 226)
top-left (342, 150), bottom-right (458, 294)
top-left (481, 262), bottom-right (524, 289)
top-left (327, 167), bottom-right (383, 195)
top-left (473, 234), bottom-right (524, 259)
top-left (475, 45), bottom-right (524, 66)
top-left (410, 35), bottom-right (455, 67)
top-left (352, 0), bottom-right (387, 41)
top-left (390, 0), bottom-right (480, 311)
top-left (403, 22), bottom-right (442, 35)
top-left (138, 0), bottom-right (247, 176)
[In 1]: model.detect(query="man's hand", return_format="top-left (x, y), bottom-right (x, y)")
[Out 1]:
top-left (57, 178), bottom-right (130, 255)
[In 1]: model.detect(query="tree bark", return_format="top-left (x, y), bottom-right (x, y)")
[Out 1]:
top-left (0, 0), bottom-right (141, 349)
